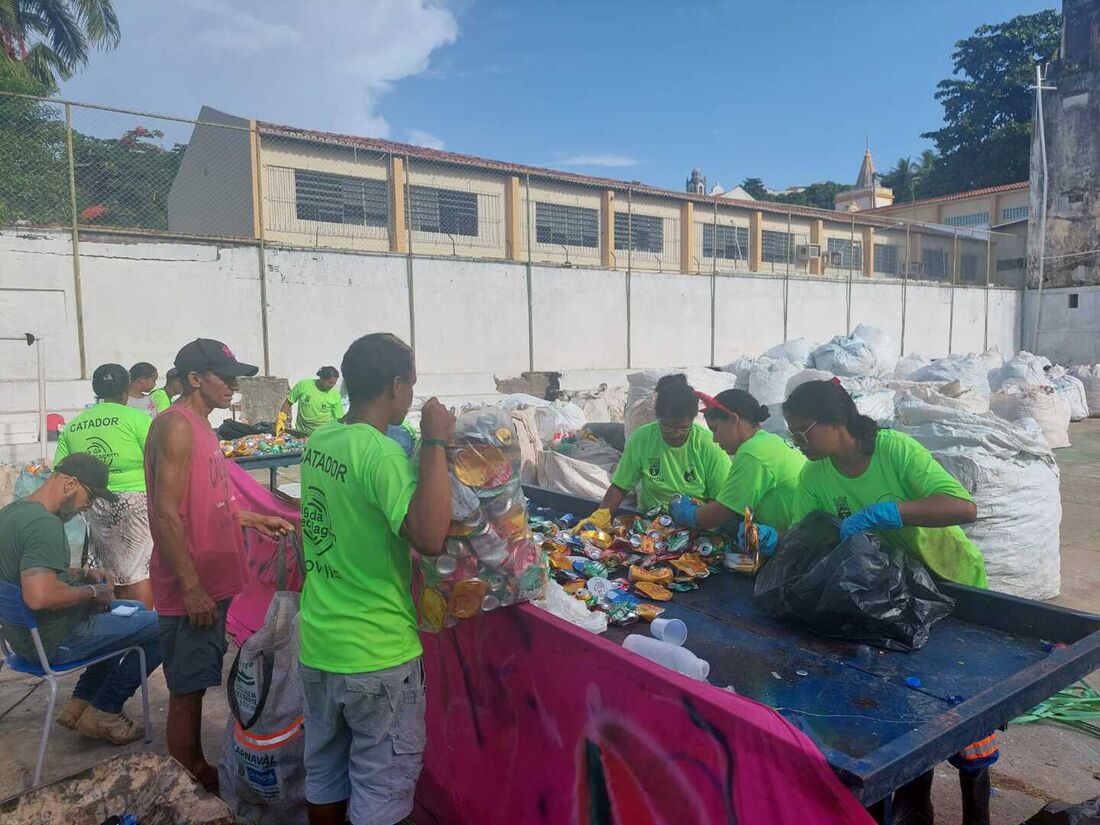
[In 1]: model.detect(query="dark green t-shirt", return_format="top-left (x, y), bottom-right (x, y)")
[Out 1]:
top-left (0, 500), bottom-right (90, 658)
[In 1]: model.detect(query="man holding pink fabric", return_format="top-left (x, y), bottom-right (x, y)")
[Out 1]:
top-left (145, 338), bottom-right (292, 792)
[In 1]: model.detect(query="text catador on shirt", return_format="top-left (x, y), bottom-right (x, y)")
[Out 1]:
top-left (611, 422), bottom-right (731, 511)
top-left (793, 428), bottom-right (987, 587)
top-left (298, 422), bottom-right (420, 674)
top-left (54, 402), bottom-right (152, 493)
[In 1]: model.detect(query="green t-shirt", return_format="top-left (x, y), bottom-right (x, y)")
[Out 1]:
top-left (0, 500), bottom-right (91, 659)
top-left (298, 422), bottom-right (420, 673)
top-left (289, 379), bottom-right (342, 434)
top-left (793, 429), bottom-right (987, 587)
top-left (611, 422), bottom-right (732, 511)
top-left (54, 402), bottom-right (152, 493)
top-left (149, 388), bottom-right (172, 413)
top-left (716, 430), bottom-right (807, 531)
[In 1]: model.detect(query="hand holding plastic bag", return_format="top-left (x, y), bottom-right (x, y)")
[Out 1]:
top-left (839, 501), bottom-right (903, 541)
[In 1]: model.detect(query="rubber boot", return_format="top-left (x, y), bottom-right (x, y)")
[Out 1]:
top-left (890, 769), bottom-right (935, 825)
top-left (959, 767), bottom-right (992, 825)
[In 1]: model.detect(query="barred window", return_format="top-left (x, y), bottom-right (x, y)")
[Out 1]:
top-left (409, 186), bottom-right (478, 236)
top-left (960, 252), bottom-right (980, 282)
top-left (294, 170), bottom-right (387, 226)
top-left (761, 230), bottom-right (792, 263)
top-left (614, 212), bottom-right (663, 253)
top-left (997, 257), bottom-right (1026, 272)
top-left (536, 202), bottom-right (598, 248)
top-left (703, 224), bottom-right (749, 260)
top-left (827, 237), bottom-right (863, 269)
top-left (944, 212), bottom-right (989, 228)
top-left (874, 243), bottom-right (899, 276)
top-left (923, 248), bottom-right (948, 279)
top-left (1002, 206), bottom-right (1030, 221)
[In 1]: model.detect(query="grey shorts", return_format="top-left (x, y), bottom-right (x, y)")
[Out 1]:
top-left (299, 658), bottom-right (426, 825)
top-left (158, 599), bottom-right (231, 695)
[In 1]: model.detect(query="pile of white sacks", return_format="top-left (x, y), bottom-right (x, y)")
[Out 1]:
top-left (620, 325), bottom-right (1086, 601)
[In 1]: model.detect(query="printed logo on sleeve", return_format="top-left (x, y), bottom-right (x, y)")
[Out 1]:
top-left (833, 497), bottom-right (852, 519)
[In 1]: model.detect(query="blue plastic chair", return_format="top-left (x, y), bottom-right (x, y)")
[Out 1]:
top-left (0, 580), bottom-right (152, 787)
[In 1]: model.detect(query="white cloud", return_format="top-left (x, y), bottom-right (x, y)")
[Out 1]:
top-left (194, 7), bottom-right (304, 52)
top-left (550, 154), bottom-right (640, 168)
top-left (407, 129), bottom-right (445, 150)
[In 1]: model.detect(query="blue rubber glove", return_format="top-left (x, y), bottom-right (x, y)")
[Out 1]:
top-left (738, 521), bottom-right (779, 558)
top-left (669, 496), bottom-right (699, 529)
top-left (839, 502), bottom-right (904, 541)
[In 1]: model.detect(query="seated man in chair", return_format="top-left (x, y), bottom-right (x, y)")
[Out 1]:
top-left (0, 453), bottom-right (161, 744)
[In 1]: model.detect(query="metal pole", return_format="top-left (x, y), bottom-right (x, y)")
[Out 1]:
top-left (36, 335), bottom-right (47, 461)
top-left (625, 185), bottom-right (632, 369)
top-left (1031, 63), bottom-right (1051, 354)
top-left (984, 230), bottom-right (992, 351)
top-left (949, 229), bottom-right (959, 353)
top-left (404, 154), bottom-right (416, 349)
top-left (846, 215), bottom-right (855, 333)
top-left (251, 124), bottom-right (271, 374)
top-left (64, 104), bottom-right (87, 379)
top-left (900, 222), bottom-right (910, 355)
top-left (711, 199), bottom-right (718, 366)
top-left (783, 207), bottom-right (792, 342)
top-left (525, 174), bottom-right (535, 373)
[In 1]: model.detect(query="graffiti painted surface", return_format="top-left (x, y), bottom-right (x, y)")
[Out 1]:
top-left (414, 605), bottom-right (873, 825)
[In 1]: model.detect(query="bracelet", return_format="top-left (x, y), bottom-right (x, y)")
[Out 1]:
top-left (421, 438), bottom-right (449, 450)
top-left (86, 583), bottom-right (97, 600)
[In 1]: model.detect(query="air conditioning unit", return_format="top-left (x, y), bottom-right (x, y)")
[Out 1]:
top-left (795, 243), bottom-right (821, 261)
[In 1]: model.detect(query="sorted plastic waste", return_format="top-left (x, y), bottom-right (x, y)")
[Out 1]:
top-left (220, 433), bottom-right (305, 458)
top-left (622, 633), bottom-right (710, 680)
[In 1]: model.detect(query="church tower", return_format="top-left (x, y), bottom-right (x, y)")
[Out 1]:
top-left (834, 146), bottom-right (894, 211)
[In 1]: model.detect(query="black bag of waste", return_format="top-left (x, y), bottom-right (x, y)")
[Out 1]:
top-left (753, 511), bottom-right (955, 652)
top-left (217, 420), bottom-right (274, 440)
top-left (1024, 795), bottom-right (1100, 825)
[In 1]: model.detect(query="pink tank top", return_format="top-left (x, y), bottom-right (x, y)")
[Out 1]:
top-left (147, 405), bottom-right (249, 615)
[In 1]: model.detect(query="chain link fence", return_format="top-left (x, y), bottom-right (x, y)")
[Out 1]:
top-left (1, 91), bottom-right (1030, 289)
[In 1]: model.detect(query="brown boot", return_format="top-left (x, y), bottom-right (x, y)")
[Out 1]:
top-left (56, 698), bottom-right (90, 730)
top-left (75, 707), bottom-right (143, 745)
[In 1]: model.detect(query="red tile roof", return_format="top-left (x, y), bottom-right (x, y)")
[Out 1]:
top-left (255, 119), bottom-right (933, 230)
top-left (867, 181), bottom-right (1029, 213)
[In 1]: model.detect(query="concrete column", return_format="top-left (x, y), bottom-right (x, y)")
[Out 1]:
top-left (600, 189), bottom-right (615, 268)
top-left (934, 203), bottom-right (943, 224)
top-left (248, 120), bottom-right (263, 240)
top-left (990, 193), bottom-right (1001, 227)
top-left (809, 219), bottom-right (824, 275)
top-left (504, 175), bottom-right (522, 261)
top-left (862, 226), bottom-right (875, 276)
top-left (908, 230), bottom-right (922, 277)
top-left (680, 202), bottom-right (694, 273)
top-left (749, 211), bottom-right (763, 273)
top-left (389, 156), bottom-right (407, 254)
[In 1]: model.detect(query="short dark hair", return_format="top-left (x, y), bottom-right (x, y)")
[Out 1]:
top-left (783, 380), bottom-right (879, 453)
top-left (92, 363), bottom-right (130, 400)
top-left (654, 373), bottom-right (698, 421)
top-left (165, 367), bottom-right (179, 383)
top-left (129, 362), bottom-right (157, 382)
top-left (317, 366), bottom-right (339, 380)
top-left (703, 389), bottom-right (770, 425)
top-left (341, 333), bottom-right (414, 402)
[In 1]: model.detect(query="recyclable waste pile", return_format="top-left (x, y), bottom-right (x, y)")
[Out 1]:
top-left (418, 407), bottom-right (547, 631)
top-left (528, 504), bottom-right (738, 628)
top-left (220, 433), bottom-right (305, 458)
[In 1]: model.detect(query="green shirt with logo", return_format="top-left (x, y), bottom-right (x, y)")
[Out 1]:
top-left (298, 422), bottom-right (420, 673)
top-left (611, 422), bottom-right (732, 511)
top-left (792, 429), bottom-right (987, 587)
top-left (0, 500), bottom-right (91, 658)
top-left (54, 402), bottom-right (152, 493)
top-left (716, 430), bottom-right (807, 531)
top-left (289, 379), bottom-right (342, 434)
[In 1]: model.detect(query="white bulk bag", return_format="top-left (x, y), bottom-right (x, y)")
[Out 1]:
top-left (764, 338), bottom-right (814, 367)
top-left (624, 367), bottom-right (737, 438)
top-left (1048, 367), bottom-right (1089, 421)
top-left (990, 385), bottom-right (1071, 449)
top-left (748, 357), bottom-right (803, 407)
top-left (851, 324), bottom-right (901, 374)
top-left (810, 335), bottom-right (879, 377)
top-left (1068, 365), bottom-right (1100, 417)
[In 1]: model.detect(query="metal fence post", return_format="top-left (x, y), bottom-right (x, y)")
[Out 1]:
top-left (64, 103), bottom-right (87, 378)
top-left (404, 154), bottom-right (415, 350)
top-left (525, 173), bottom-right (535, 374)
top-left (846, 214), bottom-right (855, 334)
top-left (984, 230), bottom-right (993, 351)
top-left (900, 221), bottom-right (910, 355)
top-left (251, 124), bottom-right (271, 375)
top-left (783, 207), bottom-right (792, 342)
top-left (949, 228), bottom-right (959, 354)
top-left (710, 199), bottom-right (718, 367)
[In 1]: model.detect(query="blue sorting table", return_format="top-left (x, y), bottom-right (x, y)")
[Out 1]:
top-left (524, 485), bottom-right (1100, 806)
top-left (233, 451), bottom-right (303, 491)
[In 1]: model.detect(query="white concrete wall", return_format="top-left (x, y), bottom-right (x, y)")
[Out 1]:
top-left (950, 287), bottom-right (987, 355)
top-left (713, 276), bottom-right (785, 363)
top-left (989, 289), bottom-right (1024, 356)
top-left (628, 271), bottom-right (712, 367)
top-left (905, 284), bottom-right (954, 357)
top-left (1024, 285), bottom-right (1100, 364)
top-left (530, 266), bottom-right (627, 371)
top-left (786, 277), bottom-right (849, 343)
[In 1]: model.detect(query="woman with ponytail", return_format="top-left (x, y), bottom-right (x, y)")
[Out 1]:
top-left (784, 379), bottom-right (995, 825)
top-left (600, 373), bottom-right (731, 512)
top-left (670, 389), bottom-right (806, 552)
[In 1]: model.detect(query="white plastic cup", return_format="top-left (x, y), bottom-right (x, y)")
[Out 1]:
top-left (650, 617), bottom-right (687, 647)
top-left (622, 634), bottom-right (710, 681)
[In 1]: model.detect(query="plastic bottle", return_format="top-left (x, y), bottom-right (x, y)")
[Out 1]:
top-left (622, 634), bottom-right (710, 680)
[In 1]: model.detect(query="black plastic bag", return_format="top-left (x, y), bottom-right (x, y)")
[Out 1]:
top-left (753, 511), bottom-right (954, 652)
top-left (1024, 796), bottom-right (1100, 825)
top-left (217, 420), bottom-right (275, 440)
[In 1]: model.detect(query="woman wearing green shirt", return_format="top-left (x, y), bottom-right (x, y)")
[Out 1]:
top-left (783, 379), bottom-right (994, 825)
top-left (54, 363), bottom-right (155, 607)
top-left (148, 368), bottom-right (181, 413)
top-left (670, 389), bottom-right (806, 552)
top-left (601, 374), bottom-right (731, 512)
top-left (277, 366), bottom-right (342, 435)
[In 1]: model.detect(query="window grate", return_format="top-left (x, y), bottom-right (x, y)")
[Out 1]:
top-left (409, 185), bottom-right (479, 237)
top-left (874, 243), bottom-right (899, 276)
top-left (944, 212), bottom-right (989, 228)
top-left (761, 230), bottom-right (792, 263)
top-left (1002, 206), bottom-right (1029, 222)
top-left (294, 170), bottom-right (387, 226)
top-left (702, 224), bottom-right (749, 260)
top-left (922, 248), bottom-right (949, 280)
top-left (827, 237), bottom-right (863, 269)
top-left (614, 212), bottom-right (664, 253)
top-left (535, 202), bottom-right (598, 248)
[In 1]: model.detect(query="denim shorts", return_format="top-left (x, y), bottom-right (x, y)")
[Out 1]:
top-left (157, 599), bottom-right (230, 695)
top-left (299, 658), bottom-right (426, 825)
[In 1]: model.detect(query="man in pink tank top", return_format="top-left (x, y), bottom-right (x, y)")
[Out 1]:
top-left (145, 338), bottom-right (292, 792)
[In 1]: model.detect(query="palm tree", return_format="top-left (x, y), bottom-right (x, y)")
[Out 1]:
top-left (913, 149), bottom-right (938, 197)
top-left (883, 157), bottom-right (917, 203)
top-left (0, 0), bottom-right (119, 89)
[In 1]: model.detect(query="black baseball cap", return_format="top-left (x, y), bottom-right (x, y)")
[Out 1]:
top-left (55, 454), bottom-right (119, 503)
top-left (174, 338), bottom-right (259, 378)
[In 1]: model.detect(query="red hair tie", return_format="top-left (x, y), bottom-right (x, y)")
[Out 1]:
top-left (830, 377), bottom-right (843, 386)
top-left (695, 390), bottom-right (736, 417)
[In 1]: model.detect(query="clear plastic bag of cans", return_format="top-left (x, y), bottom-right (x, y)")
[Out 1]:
top-left (418, 406), bottom-right (547, 631)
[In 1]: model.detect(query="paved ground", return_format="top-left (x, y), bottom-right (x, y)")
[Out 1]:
top-left (0, 427), bottom-right (1098, 821)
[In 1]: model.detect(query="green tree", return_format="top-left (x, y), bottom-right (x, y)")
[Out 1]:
top-left (0, 61), bottom-right (69, 224)
top-left (0, 0), bottom-right (120, 89)
top-left (766, 181), bottom-right (852, 211)
top-left (920, 10), bottom-right (1061, 196)
top-left (740, 177), bottom-right (768, 199)
top-left (881, 158), bottom-right (918, 203)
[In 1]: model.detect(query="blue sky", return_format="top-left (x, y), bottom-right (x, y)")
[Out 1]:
top-left (60, 0), bottom-right (1055, 192)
